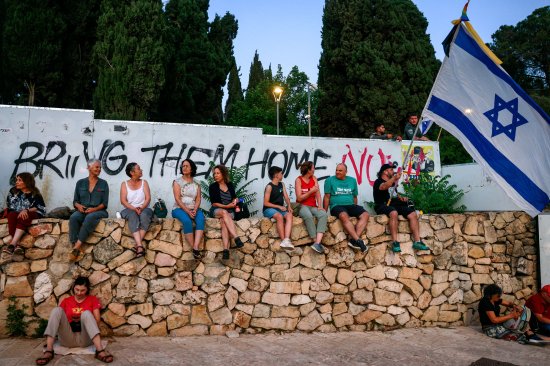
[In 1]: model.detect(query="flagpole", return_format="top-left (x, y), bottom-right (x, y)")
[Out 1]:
top-left (437, 127), bottom-right (443, 141)
top-left (401, 121), bottom-right (422, 170)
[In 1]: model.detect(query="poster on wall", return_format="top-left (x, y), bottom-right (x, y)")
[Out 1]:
top-left (400, 142), bottom-right (440, 181)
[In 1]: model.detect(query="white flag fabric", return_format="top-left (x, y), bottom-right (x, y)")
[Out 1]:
top-left (419, 118), bottom-right (433, 135)
top-left (422, 24), bottom-right (550, 217)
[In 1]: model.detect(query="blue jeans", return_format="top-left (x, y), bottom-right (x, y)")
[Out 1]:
top-left (263, 207), bottom-right (288, 218)
top-left (69, 210), bottom-right (108, 244)
top-left (172, 208), bottom-right (205, 234)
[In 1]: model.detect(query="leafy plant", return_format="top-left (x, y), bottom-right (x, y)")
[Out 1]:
top-left (200, 163), bottom-right (259, 216)
top-left (402, 174), bottom-right (466, 214)
top-left (33, 318), bottom-right (49, 338)
top-left (6, 296), bottom-right (28, 336)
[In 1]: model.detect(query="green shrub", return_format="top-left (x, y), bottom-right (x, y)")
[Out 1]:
top-left (200, 163), bottom-right (259, 216)
top-left (402, 174), bottom-right (466, 214)
top-left (33, 318), bottom-right (48, 338)
top-left (6, 296), bottom-right (28, 336)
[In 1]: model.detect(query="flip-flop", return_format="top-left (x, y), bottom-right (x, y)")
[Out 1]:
top-left (132, 246), bottom-right (145, 257)
top-left (35, 349), bottom-right (54, 365)
top-left (2, 244), bottom-right (15, 254)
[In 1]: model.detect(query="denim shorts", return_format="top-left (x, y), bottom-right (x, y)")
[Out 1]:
top-left (209, 207), bottom-right (234, 219)
top-left (263, 207), bottom-right (288, 218)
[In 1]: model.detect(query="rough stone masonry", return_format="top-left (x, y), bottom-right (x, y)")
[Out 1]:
top-left (0, 211), bottom-right (538, 337)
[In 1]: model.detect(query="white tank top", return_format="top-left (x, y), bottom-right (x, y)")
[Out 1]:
top-left (125, 180), bottom-right (146, 207)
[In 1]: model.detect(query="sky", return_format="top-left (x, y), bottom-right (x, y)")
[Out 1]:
top-left (208, 0), bottom-right (549, 87)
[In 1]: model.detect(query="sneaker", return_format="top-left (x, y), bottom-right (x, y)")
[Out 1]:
top-left (311, 243), bottom-right (325, 254)
top-left (234, 238), bottom-right (244, 249)
top-left (356, 239), bottom-right (369, 253)
top-left (391, 241), bottom-right (401, 253)
top-left (527, 333), bottom-right (545, 344)
top-left (222, 249), bottom-right (230, 260)
top-left (347, 239), bottom-right (360, 250)
top-left (280, 238), bottom-right (295, 250)
top-left (413, 241), bottom-right (429, 251)
top-left (192, 249), bottom-right (202, 260)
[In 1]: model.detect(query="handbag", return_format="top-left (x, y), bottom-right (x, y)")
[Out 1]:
top-left (234, 199), bottom-right (250, 220)
top-left (153, 198), bottom-right (168, 218)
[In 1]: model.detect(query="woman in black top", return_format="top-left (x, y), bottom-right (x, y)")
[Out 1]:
top-left (3, 172), bottom-right (46, 256)
top-left (478, 284), bottom-right (543, 343)
top-left (208, 165), bottom-right (244, 260)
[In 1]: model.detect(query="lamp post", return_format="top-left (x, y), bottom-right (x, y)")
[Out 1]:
top-left (273, 86), bottom-right (283, 135)
top-left (306, 83), bottom-right (317, 137)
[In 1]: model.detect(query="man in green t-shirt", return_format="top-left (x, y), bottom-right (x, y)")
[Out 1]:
top-left (323, 163), bottom-right (369, 253)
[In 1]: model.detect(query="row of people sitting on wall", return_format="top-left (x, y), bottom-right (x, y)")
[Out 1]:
top-left (3, 158), bottom-right (429, 262)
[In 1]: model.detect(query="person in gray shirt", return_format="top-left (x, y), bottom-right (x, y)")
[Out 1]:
top-left (403, 113), bottom-right (430, 141)
top-left (369, 122), bottom-right (402, 141)
top-left (69, 159), bottom-right (109, 261)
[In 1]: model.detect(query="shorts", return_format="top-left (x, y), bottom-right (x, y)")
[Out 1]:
top-left (330, 205), bottom-right (366, 218)
top-left (375, 199), bottom-right (415, 217)
top-left (209, 207), bottom-right (234, 219)
top-left (263, 207), bottom-right (289, 218)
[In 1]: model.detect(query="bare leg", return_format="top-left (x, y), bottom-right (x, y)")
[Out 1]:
top-left (10, 228), bottom-right (25, 245)
top-left (315, 232), bottom-right (324, 243)
top-left (355, 212), bottom-right (369, 239)
top-left (184, 233), bottom-right (195, 250)
top-left (408, 212), bottom-right (420, 242)
top-left (273, 213), bottom-right (285, 239)
top-left (132, 231), bottom-right (143, 248)
top-left (221, 211), bottom-right (238, 239)
top-left (91, 334), bottom-right (103, 351)
top-left (284, 213), bottom-right (293, 239)
top-left (389, 211), bottom-right (398, 241)
top-left (194, 230), bottom-right (204, 250)
top-left (139, 229), bottom-right (146, 240)
top-left (339, 213), bottom-right (358, 240)
top-left (45, 335), bottom-right (55, 350)
top-left (220, 220), bottom-right (229, 250)
top-left (73, 239), bottom-right (83, 250)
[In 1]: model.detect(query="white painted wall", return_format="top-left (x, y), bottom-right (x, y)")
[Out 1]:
top-left (539, 213), bottom-right (550, 287)
top-left (442, 163), bottom-right (523, 212)
top-left (0, 105), bottom-right (441, 216)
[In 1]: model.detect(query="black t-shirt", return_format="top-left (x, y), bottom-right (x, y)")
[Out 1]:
top-left (478, 297), bottom-right (502, 326)
top-left (264, 182), bottom-right (284, 211)
top-left (373, 178), bottom-right (390, 206)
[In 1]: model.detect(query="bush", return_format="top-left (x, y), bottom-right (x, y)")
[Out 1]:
top-left (6, 296), bottom-right (28, 336)
top-left (402, 174), bottom-right (466, 214)
top-left (200, 163), bottom-right (259, 216)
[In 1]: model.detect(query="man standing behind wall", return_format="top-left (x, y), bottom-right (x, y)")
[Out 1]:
top-left (404, 113), bottom-right (430, 141)
top-left (323, 163), bottom-right (369, 253)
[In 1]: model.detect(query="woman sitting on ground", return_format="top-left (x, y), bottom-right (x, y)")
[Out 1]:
top-left (120, 162), bottom-right (153, 257)
top-left (36, 276), bottom-right (113, 365)
top-left (3, 172), bottom-right (46, 256)
top-left (208, 164), bottom-right (244, 260)
top-left (295, 161), bottom-right (328, 254)
top-left (172, 159), bottom-right (205, 259)
top-left (478, 283), bottom-right (544, 344)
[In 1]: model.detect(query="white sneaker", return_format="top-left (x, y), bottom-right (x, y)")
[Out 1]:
top-left (280, 238), bottom-right (294, 250)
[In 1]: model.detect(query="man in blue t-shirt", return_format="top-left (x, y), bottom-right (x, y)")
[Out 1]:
top-left (323, 163), bottom-right (369, 253)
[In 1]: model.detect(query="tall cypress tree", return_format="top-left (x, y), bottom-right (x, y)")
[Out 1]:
top-left (247, 51), bottom-right (264, 91)
top-left (2, 0), bottom-right (65, 106)
top-left (93, 0), bottom-right (167, 120)
top-left (317, 0), bottom-right (439, 137)
top-left (159, 0), bottom-right (237, 124)
top-left (225, 58), bottom-right (243, 121)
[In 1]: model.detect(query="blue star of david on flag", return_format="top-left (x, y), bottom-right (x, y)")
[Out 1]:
top-left (483, 95), bottom-right (528, 141)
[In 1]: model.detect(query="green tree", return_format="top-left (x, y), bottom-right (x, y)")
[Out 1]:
top-left (93, 0), bottom-right (167, 121)
top-left (247, 50), bottom-right (265, 91)
top-left (224, 58), bottom-right (244, 121)
top-left (488, 6), bottom-right (549, 102)
top-left (159, 0), bottom-right (237, 124)
top-left (317, 0), bottom-right (439, 138)
top-left (2, 0), bottom-right (66, 106)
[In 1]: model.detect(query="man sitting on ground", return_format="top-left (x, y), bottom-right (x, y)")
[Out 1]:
top-left (526, 285), bottom-right (550, 336)
top-left (323, 163), bottom-right (369, 253)
top-left (369, 122), bottom-right (402, 141)
top-left (373, 163), bottom-right (429, 253)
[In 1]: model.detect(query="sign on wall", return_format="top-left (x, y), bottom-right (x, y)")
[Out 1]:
top-left (0, 105), bottom-right (440, 215)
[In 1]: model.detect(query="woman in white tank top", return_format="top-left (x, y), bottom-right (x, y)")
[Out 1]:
top-left (120, 162), bottom-right (153, 257)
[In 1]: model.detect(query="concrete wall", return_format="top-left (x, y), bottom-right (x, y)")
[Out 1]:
top-left (0, 105), bottom-right (440, 215)
top-left (0, 211), bottom-right (537, 337)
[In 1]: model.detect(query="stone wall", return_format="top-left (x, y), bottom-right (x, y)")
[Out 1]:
top-left (0, 212), bottom-right (538, 337)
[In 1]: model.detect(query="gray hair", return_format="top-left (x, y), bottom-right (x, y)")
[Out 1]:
top-left (87, 158), bottom-right (101, 167)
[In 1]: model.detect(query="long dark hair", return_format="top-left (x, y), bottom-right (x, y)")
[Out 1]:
top-left (16, 172), bottom-right (41, 196)
top-left (181, 159), bottom-right (197, 177)
top-left (300, 161), bottom-right (314, 176)
top-left (213, 164), bottom-right (229, 183)
top-left (72, 276), bottom-right (91, 295)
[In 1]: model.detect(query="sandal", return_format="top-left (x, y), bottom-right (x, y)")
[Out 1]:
top-left (95, 348), bottom-right (113, 363)
top-left (3, 244), bottom-right (15, 254)
top-left (192, 249), bottom-right (202, 260)
top-left (13, 245), bottom-right (24, 255)
top-left (36, 349), bottom-right (54, 365)
top-left (69, 248), bottom-right (83, 262)
top-left (132, 246), bottom-right (145, 257)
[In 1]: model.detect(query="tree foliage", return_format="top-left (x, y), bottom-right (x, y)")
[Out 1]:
top-left (225, 58), bottom-right (244, 122)
top-left (317, 0), bottom-right (439, 138)
top-left (402, 174), bottom-right (466, 214)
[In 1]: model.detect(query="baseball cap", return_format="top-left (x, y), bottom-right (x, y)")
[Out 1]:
top-left (377, 163), bottom-right (394, 177)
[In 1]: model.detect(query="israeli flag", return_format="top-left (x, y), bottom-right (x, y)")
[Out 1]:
top-left (419, 118), bottom-right (433, 135)
top-left (422, 24), bottom-right (550, 217)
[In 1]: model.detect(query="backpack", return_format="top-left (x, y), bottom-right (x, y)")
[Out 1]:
top-left (234, 199), bottom-right (250, 221)
top-left (153, 198), bottom-right (168, 218)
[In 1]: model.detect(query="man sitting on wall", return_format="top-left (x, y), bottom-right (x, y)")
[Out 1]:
top-left (69, 159), bottom-right (109, 261)
top-left (526, 285), bottom-right (550, 336)
top-left (36, 276), bottom-right (113, 365)
top-left (369, 122), bottom-right (402, 141)
top-left (372, 163), bottom-right (429, 253)
top-left (323, 163), bottom-right (369, 253)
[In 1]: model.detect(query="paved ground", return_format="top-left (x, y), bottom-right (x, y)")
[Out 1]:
top-left (1, 327), bottom-right (549, 366)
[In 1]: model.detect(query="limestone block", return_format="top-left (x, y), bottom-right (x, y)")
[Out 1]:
top-left (438, 311), bottom-right (461, 323)
top-left (399, 290), bottom-right (414, 307)
top-left (399, 267), bottom-right (422, 280)
top-left (147, 321), bottom-right (168, 336)
top-left (337, 268), bottom-right (355, 285)
top-left (91, 280), bottom-right (112, 308)
top-left (33, 272), bottom-right (53, 303)
top-left (322, 267), bottom-right (338, 284)
top-left (363, 265), bottom-right (386, 281)
top-left (262, 292), bottom-right (291, 306)
top-left (170, 325), bottom-right (209, 336)
top-left (152, 306), bottom-right (173, 322)
top-left (377, 280), bottom-right (403, 293)
top-left (250, 317), bottom-right (298, 331)
top-left (299, 268), bottom-right (322, 281)
top-left (357, 277), bottom-right (375, 291)
top-left (355, 309), bottom-right (383, 324)
top-left (269, 281), bottom-right (301, 294)
top-left (34, 295), bottom-right (57, 319)
top-left (24, 248), bottom-right (53, 260)
top-left (30, 260), bottom-right (48, 273)
top-left (421, 306), bottom-right (440, 322)
top-left (210, 307), bottom-right (233, 325)
top-left (3, 262), bottom-right (30, 277)
top-left (272, 306), bottom-right (300, 318)
top-left (239, 291), bottom-right (261, 305)
top-left (29, 223), bottom-right (52, 237)
top-left (432, 270), bottom-right (449, 284)
top-left (253, 249), bottom-right (275, 266)
top-left (253, 267), bottom-right (270, 280)
top-left (148, 239), bottom-right (182, 258)
top-left (352, 289), bottom-right (373, 305)
top-left (234, 311), bottom-right (251, 328)
top-left (115, 276), bottom-right (148, 303)
top-left (128, 314), bottom-right (152, 329)
top-left (431, 282), bottom-right (450, 298)
top-left (247, 276), bottom-right (269, 292)
top-left (375, 313), bottom-right (396, 326)
top-left (315, 291), bottom-right (334, 305)
top-left (53, 278), bottom-right (73, 297)
top-left (398, 278), bottom-right (424, 299)
top-left (190, 305), bottom-right (212, 325)
top-left (451, 242), bottom-right (468, 266)
top-left (300, 246), bottom-right (326, 269)
top-left (252, 304), bottom-right (270, 318)
top-left (297, 310), bottom-right (323, 331)
top-left (272, 267), bottom-right (300, 282)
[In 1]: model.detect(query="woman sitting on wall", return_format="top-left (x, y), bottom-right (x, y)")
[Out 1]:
top-left (3, 172), bottom-right (46, 256)
top-left (208, 164), bottom-right (244, 260)
top-left (478, 283), bottom-right (544, 344)
top-left (120, 162), bottom-right (153, 257)
top-left (295, 161), bottom-right (328, 254)
top-left (172, 159), bottom-right (205, 259)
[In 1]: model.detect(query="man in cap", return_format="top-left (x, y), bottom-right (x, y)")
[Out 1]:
top-left (372, 163), bottom-right (429, 253)
top-left (525, 285), bottom-right (550, 336)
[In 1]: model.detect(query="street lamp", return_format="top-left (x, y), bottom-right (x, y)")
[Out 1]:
top-left (307, 83), bottom-right (317, 137)
top-left (273, 86), bottom-right (283, 135)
